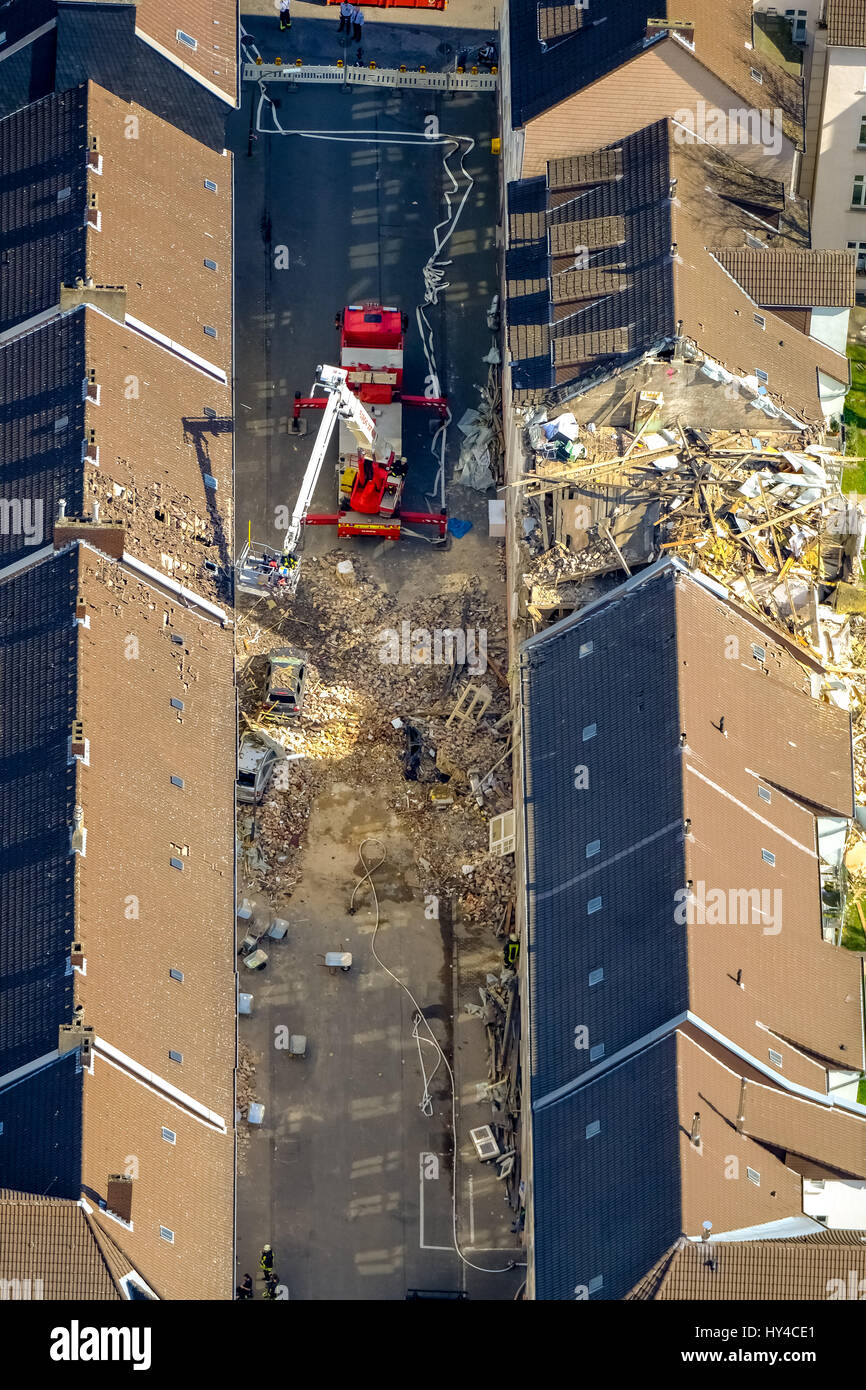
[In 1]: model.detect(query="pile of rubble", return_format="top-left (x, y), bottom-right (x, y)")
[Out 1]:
top-left (236, 553), bottom-right (514, 920)
top-left (515, 412), bottom-right (866, 658)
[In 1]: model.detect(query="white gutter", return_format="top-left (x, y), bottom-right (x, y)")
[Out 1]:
top-left (119, 550), bottom-right (229, 624)
top-left (0, 1049), bottom-right (61, 1092)
top-left (0, 19), bottom-right (56, 66)
top-left (93, 1037), bottom-right (227, 1132)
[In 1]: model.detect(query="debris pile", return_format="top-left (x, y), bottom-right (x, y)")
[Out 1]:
top-left (236, 553), bottom-right (514, 922)
top-left (455, 364), bottom-right (505, 490)
top-left (515, 415), bottom-right (866, 656)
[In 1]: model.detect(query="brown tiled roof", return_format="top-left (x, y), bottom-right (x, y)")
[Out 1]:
top-left (72, 543), bottom-right (235, 1300)
top-left (825, 0), bottom-right (866, 47)
top-left (0, 1193), bottom-right (130, 1299)
top-left (674, 579), bottom-right (862, 1077)
top-left (554, 328), bottom-right (630, 364)
top-left (508, 322), bottom-right (550, 359)
top-left (507, 277), bottom-right (548, 299)
top-left (549, 216), bottom-right (626, 255)
top-left (627, 1232), bottom-right (866, 1299)
top-left (712, 248), bottom-right (857, 308)
top-left (740, 1082), bottom-right (866, 1179)
top-left (670, 135), bottom-right (850, 418)
top-left (551, 268), bottom-right (625, 304)
top-left (82, 308), bottom-right (233, 595)
top-left (85, 0), bottom-right (238, 102)
top-left (547, 149), bottom-right (623, 191)
top-left (86, 82), bottom-right (232, 375)
top-left (510, 209), bottom-right (546, 244)
top-left (537, 1), bottom-right (585, 43)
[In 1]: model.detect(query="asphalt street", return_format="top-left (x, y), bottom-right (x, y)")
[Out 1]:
top-left (230, 22), bottom-right (522, 1299)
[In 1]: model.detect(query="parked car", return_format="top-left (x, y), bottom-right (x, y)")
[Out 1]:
top-left (237, 734), bottom-right (277, 805)
top-left (264, 647), bottom-right (307, 723)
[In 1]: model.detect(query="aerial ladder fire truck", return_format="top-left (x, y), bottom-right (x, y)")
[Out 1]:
top-left (237, 304), bottom-right (447, 598)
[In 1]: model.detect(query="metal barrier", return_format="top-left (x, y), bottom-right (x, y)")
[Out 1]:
top-left (243, 62), bottom-right (497, 91)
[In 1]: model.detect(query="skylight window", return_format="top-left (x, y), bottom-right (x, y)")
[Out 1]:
top-left (754, 314), bottom-right (766, 329)
top-left (768, 1049), bottom-right (783, 1068)
top-left (758, 785), bottom-right (771, 803)
top-left (761, 848), bottom-right (776, 866)
top-left (750, 68), bottom-right (763, 84)
top-left (752, 643), bottom-right (766, 661)
top-left (169, 969), bottom-right (184, 982)
top-left (177, 31), bottom-right (197, 50)
top-left (171, 776), bottom-right (184, 789)
top-left (170, 857), bottom-right (184, 871)
top-left (746, 1167), bottom-right (761, 1186)
top-left (204, 326), bottom-right (217, 338)
top-left (585, 1121), bottom-right (601, 1140)
top-left (579, 641), bottom-right (594, 658)
top-left (204, 259), bottom-right (218, 271)
top-left (585, 840), bottom-right (600, 859)
top-left (159, 1225), bottom-right (175, 1242)
top-left (162, 1127), bottom-right (176, 1144)
top-left (168, 1051), bottom-right (182, 1065)
top-left (588, 967), bottom-right (604, 985)
top-left (587, 898), bottom-right (602, 916)
top-left (589, 1043), bottom-right (605, 1061)
top-left (204, 179), bottom-right (218, 193)
top-left (755, 368), bottom-right (769, 384)
top-left (582, 723), bottom-right (597, 742)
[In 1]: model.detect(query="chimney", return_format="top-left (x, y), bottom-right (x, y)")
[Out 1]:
top-left (92, 499), bottom-right (100, 523)
top-left (70, 804), bottom-right (86, 855)
top-left (690, 1111), bottom-right (701, 1144)
top-left (75, 595), bottom-right (87, 622)
top-left (106, 1175), bottom-right (133, 1225)
top-left (59, 282), bottom-right (126, 324)
top-left (54, 513), bottom-right (126, 560)
top-left (58, 1019), bottom-right (94, 1062)
top-left (71, 720), bottom-right (86, 757)
top-left (57, 499), bottom-right (67, 521)
top-left (70, 942), bottom-right (84, 968)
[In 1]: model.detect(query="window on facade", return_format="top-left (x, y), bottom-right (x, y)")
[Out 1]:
top-left (849, 241), bottom-right (866, 273)
top-left (852, 174), bottom-right (866, 208)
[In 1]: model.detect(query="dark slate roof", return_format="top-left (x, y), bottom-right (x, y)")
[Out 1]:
top-left (508, 0), bottom-right (655, 127)
top-left (0, 312), bottom-right (86, 567)
top-left (0, 549), bottom-right (79, 1075)
top-left (505, 121), bottom-right (675, 404)
top-left (0, 1054), bottom-right (82, 1200)
top-left (0, 0), bottom-right (57, 49)
top-left (0, 28), bottom-right (57, 122)
top-left (520, 562), bottom-right (687, 1101)
top-left (532, 1034), bottom-right (682, 1301)
top-left (0, 86), bottom-right (87, 335)
top-left (55, 4), bottom-right (230, 151)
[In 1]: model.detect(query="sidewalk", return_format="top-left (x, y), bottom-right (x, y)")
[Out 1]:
top-left (244, 0), bottom-right (498, 32)
top-left (241, 7), bottom-right (497, 71)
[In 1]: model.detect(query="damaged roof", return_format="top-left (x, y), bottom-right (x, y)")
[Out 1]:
top-left (0, 305), bottom-right (233, 597)
top-left (505, 120), bottom-right (850, 418)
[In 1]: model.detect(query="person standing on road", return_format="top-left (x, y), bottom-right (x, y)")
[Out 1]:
top-left (352, 5), bottom-right (364, 46)
top-left (338, 0), bottom-right (353, 34)
top-left (279, 0), bottom-right (292, 29)
top-left (260, 1244), bottom-right (275, 1277)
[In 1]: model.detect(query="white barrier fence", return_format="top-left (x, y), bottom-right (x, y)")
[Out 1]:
top-left (243, 62), bottom-right (497, 91)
